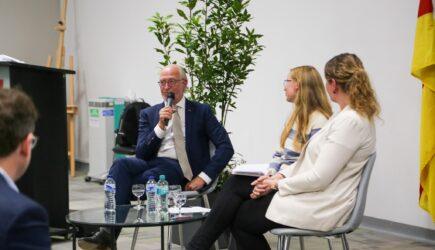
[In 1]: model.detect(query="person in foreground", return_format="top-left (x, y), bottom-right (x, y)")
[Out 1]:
top-left (0, 89), bottom-right (51, 249)
top-left (187, 53), bottom-right (380, 250)
top-left (79, 64), bottom-right (234, 249)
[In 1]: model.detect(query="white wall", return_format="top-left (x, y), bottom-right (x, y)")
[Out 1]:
top-left (65, 0), bottom-right (435, 230)
top-left (0, 0), bottom-right (58, 65)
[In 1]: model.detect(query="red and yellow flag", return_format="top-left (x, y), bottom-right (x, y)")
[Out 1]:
top-left (411, 0), bottom-right (435, 221)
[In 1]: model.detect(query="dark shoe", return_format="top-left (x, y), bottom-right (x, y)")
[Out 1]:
top-left (77, 230), bottom-right (112, 250)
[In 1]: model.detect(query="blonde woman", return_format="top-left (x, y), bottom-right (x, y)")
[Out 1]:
top-left (187, 65), bottom-right (333, 250)
top-left (187, 54), bottom-right (380, 250)
top-left (269, 65), bottom-right (332, 174)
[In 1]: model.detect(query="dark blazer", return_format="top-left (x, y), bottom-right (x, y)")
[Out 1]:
top-left (0, 174), bottom-right (50, 250)
top-left (136, 99), bottom-right (234, 180)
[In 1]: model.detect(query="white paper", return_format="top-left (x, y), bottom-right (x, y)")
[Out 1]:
top-left (0, 54), bottom-right (25, 63)
top-left (231, 163), bottom-right (269, 177)
top-left (168, 206), bottom-right (211, 214)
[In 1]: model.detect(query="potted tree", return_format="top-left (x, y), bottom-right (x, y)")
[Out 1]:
top-left (148, 0), bottom-right (263, 190)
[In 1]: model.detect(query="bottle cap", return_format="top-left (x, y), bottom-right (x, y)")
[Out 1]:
top-left (149, 175), bottom-right (155, 180)
top-left (159, 175), bottom-right (165, 181)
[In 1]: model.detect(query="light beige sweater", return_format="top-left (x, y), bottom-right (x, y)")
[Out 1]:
top-left (266, 106), bottom-right (376, 231)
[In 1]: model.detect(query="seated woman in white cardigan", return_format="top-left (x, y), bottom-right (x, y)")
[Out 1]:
top-left (187, 53), bottom-right (381, 250)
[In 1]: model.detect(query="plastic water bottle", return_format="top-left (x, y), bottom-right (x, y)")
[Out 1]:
top-left (146, 176), bottom-right (157, 217)
top-left (157, 175), bottom-right (169, 218)
top-left (104, 177), bottom-right (116, 212)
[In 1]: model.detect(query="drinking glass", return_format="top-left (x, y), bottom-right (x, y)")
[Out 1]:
top-left (132, 184), bottom-right (145, 210)
top-left (168, 185), bottom-right (182, 208)
top-left (134, 207), bottom-right (144, 223)
top-left (174, 192), bottom-right (187, 217)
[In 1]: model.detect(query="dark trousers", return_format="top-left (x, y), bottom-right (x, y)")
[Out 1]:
top-left (109, 157), bottom-right (188, 205)
top-left (188, 175), bottom-right (287, 250)
top-left (106, 157), bottom-right (188, 240)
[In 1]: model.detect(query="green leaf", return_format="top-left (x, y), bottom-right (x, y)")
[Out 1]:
top-left (164, 37), bottom-right (170, 47)
top-left (175, 48), bottom-right (185, 54)
top-left (156, 33), bottom-right (163, 44)
top-left (155, 48), bottom-right (165, 54)
top-left (177, 9), bottom-right (188, 20)
top-left (188, 0), bottom-right (198, 10)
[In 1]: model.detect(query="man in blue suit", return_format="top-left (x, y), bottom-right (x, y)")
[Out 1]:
top-left (79, 64), bottom-right (234, 249)
top-left (0, 89), bottom-right (50, 249)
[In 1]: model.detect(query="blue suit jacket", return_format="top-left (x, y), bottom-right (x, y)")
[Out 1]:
top-left (0, 175), bottom-right (50, 250)
top-left (136, 99), bottom-right (234, 180)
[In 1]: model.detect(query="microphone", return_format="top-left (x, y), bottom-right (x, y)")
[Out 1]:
top-left (164, 92), bottom-right (175, 126)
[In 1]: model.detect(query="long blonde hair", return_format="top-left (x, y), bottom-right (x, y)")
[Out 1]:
top-left (280, 66), bottom-right (332, 150)
top-left (325, 53), bottom-right (380, 121)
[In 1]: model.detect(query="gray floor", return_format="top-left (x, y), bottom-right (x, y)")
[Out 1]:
top-left (52, 165), bottom-right (435, 250)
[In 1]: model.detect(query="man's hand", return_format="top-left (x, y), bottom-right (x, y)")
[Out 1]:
top-left (158, 106), bottom-right (174, 129)
top-left (185, 176), bottom-right (206, 191)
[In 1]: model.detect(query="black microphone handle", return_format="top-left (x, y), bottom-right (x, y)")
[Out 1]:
top-left (164, 96), bottom-right (174, 126)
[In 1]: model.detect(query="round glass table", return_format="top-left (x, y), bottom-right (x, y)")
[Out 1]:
top-left (66, 205), bottom-right (208, 250)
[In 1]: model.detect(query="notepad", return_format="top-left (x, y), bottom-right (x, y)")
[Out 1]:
top-left (168, 206), bottom-right (211, 214)
top-left (231, 163), bottom-right (270, 177)
top-left (0, 54), bottom-right (24, 63)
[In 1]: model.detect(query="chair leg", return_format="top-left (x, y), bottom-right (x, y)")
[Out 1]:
top-left (227, 233), bottom-right (233, 250)
top-left (326, 237), bottom-right (333, 250)
top-left (277, 236), bottom-right (290, 250)
top-left (167, 225), bottom-right (172, 250)
top-left (131, 227), bottom-right (139, 250)
top-left (179, 224), bottom-right (184, 249)
top-left (341, 234), bottom-right (349, 250)
top-left (299, 236), bottom-right (305, 250)
top-left (203, 194), bottom-right (211, 208)
top-left (283, 236), bottom-right (291, 250)
top-left (277, 235), bottom-right (283, 250)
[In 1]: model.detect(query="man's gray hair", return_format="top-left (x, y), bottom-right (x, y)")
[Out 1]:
top-left (176, 65), bottom-right (187, 80)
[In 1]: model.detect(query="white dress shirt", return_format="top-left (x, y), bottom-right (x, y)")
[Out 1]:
top-left (153, 97), bottom-right (211, 184)
top-left (0, 166), bottom-right (19, 192)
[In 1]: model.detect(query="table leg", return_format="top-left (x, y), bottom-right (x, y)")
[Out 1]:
top-left (111, 227), bottom-right (117, 250)
top-left (167, 225), bottom-right (172, 250)
top-left (131, 227), bottom-right (139, 250)
top-left (161, 226), bottom-right (164, 250)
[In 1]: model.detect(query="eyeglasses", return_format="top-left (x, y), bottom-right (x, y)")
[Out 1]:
top-left (157, 79), bottom-right (182, 88)
top-left (31, 136), bottom-right (38, 149)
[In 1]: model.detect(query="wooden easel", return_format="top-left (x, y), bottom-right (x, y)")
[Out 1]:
top-left (47, 0), bottom-right (78, 177)
top-left (67, 56), bottom-right (78, 177)
top-left (55, 0), bottom-right (67, 68)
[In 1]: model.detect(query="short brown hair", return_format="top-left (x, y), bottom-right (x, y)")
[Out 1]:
top-left (0, 89), bottom-right (38, 157)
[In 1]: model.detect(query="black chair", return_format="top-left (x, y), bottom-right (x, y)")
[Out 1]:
top-left (112, 145), bottom-right (136, 156)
